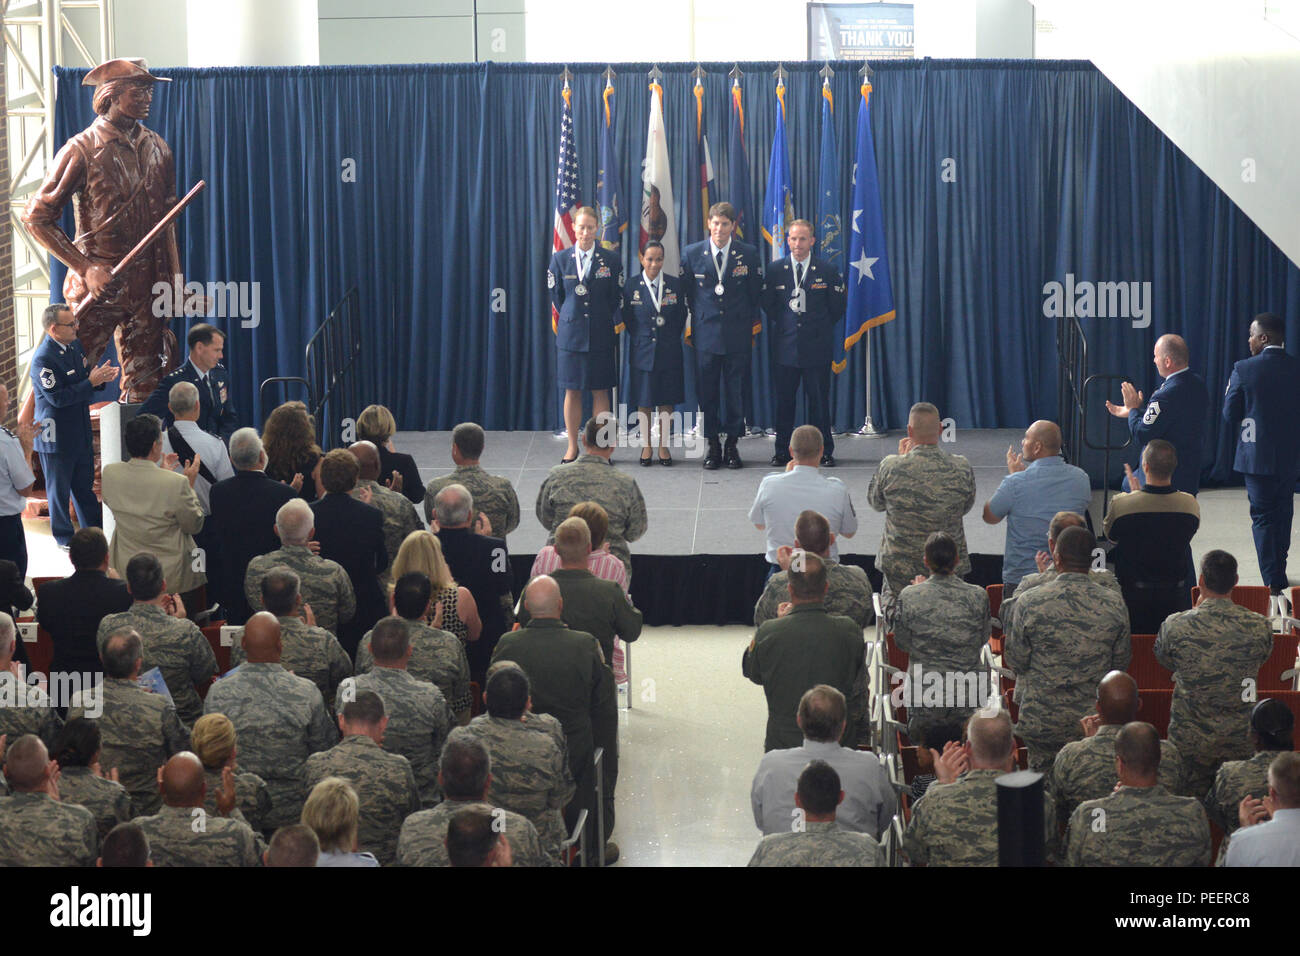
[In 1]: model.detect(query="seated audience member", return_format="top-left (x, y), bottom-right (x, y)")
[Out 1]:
top-left (390, 530), bottom-right (482, 645)
top-left (1066, 722), bottom-right (1211, 867)
top-left (748, 761), bottom-right (882, 867)
top-left (0, 559), bottom-right (34, 672)
top-left (49, 717), bottom-right (131, 841)
top-left (750, 425), bottom-right (857, 574)
top-left (911, 722), bottom-right (964, 802)
top-left (357, 403), bottom-right (425, 505)
top-left (997, 510), bottom-right (1120, 629)
top-left (743, 553), bottom-right (866, 752)
top-left (1224, 752), bottom-right (1300, 867)
top-left (210, 427), bottom-right (297, 624)
top-left (135, 752), bottom-right (262, 867)
top-left (1103, 439), bottom-right (1200, 632)
top-left (203, 613), bottom-right (336, 830)
top-left (467, 664), bottom-right (575, 862)
top-left (0, 611), bottom-right (60, 744)
top-left (245, 498), bottom-right (355, 637)
top-left (867, 402), bottom-right (976, 607)
top-left (37, 527), bottom-right (131, 677)
top-left (357, 572), bottom-right (471, 722)
top-left (1004, 526), bottom-right (1130, 774)
top-left (395, 729), bottom-right (549, 867)
top-left (982, 420), bottom-right (1091, 597)
top-left (265, 823), bottom-right (320, 867)
top-left (1154, 549), bottom-right (1272, 799)
top-left (0, 734), bottom-right (98, 866)
top-left (1208, 697), bottom-right (1295, 835)
top-left (535, 414), bottom-right (647, 581)
top-left (891, 532), bottom-right (991, 742)
top-left (101, 413), bottom-right (206, 606)
top-left (234, 566), bottom-right (352, 712)
top-left (302, 776), bottom-right (378, 867)
top-left (349, 440), bottom-right (422, 586)
top-left (305, 691), bottom-right (419, 866)
top-left (262, 400), bottom-right (322, 502)
top-left (424, 421), bottom-right (521, 536)
top-left (905, 711), bottom-right (1055, 866)
top-left (96, 552), bottom-right (217, 727)
top-left (1052, 671), bottom-right (1183, 830)
top-left (435, 483), bottom-right (514, 682)
top-left (98, 822), bottom-right (151, 867)
top-left (191, 712), bottom-right (272, 835)
top-left (160, 380), bottom-right (235, 514)
top-left (69, 627), bottom-right (189, 817)
top-left (339, 616), bottom-right (453, 808)
top-left (446, 805), bottom-right (513, 867)
top-left (751, 685), bottom-right (894, 838)
top-left (311, 448), bottom-right (388, 656)
top-left (753, 509), bottom-right (874, 629)
top-left (531, 501), bottom-right (629, 592)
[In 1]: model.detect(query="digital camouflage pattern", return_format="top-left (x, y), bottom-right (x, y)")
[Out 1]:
top-left (998, 567), bottom-right (1121, 631)
top-left (136, 804), bottom-right (262, 867)
top-left (0, 792), bottom-right (97, 866)
top-left (357, 618), bottom-right (472, 716)
top-left (753, 559), bottom-right (875, 629)
top-left (202, 768), bottom-right (272, 837)
top-left (904, 768), bottom-right (1056, 867)
top-left (1066, 784), bottom-right (1211, 867)
top-left (424, 464), bottom-right (521, 538)
top-left (747, 821), bottom-right (882, 867)
top-left (0, 672), bottom-right (61, 744)
top-left (244, 544), bottom-right (355, 636)
top-left (305, 734), bottom-right (421, 865)
top-left (395, 798), bottom-right (553, 867)
top-left (97, 603), bottom-right (217, 726)
top-left (535, 455), bottom-right (647, 577)
top-left (232, 614), bottom-right (352, 714)
top-left (1207, 749), bottom-right (1282, 834)
top-left (1052, 724), bottom-right (1184, 829)
top-left (354, 478), bottom-right (422, 588)
top-left (51, 765), bottom-right (131, 842)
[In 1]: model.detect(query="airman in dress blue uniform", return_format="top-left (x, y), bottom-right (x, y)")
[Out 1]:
top-left (622, 240), bottom-right (688, 466)
top-left (139, 323), bottom-right (238, 441)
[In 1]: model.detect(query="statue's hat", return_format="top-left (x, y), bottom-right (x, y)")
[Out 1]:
top-left (82, 58), bottom-right (171, 86)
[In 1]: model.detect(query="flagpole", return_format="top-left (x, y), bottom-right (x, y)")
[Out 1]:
top-left (602, 66), bottom-right (622, 436)
top-left (555, 66), bottom-right (575, 443)
top-left (855, 60), bottom-right (885, 438)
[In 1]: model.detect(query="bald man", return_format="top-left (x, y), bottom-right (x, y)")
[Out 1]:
top-left (1105, 333), bottom-right (1209, 495)
top-left (0, 734), bottom-right (99, 866)
top-left (349, 440), bottom-right (421, 588)
top-left (983, 420), bottom-right (1091, 595)
top-left (134, 752), bottom-right (261, 866)
top-left (1052, 671), bottom-right (1184, 829)
top-left (244, 498), bottom-right (355, 637)
top-left (1066, 722), bottom-right (1210, 866)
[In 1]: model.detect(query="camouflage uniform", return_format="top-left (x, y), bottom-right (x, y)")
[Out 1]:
top-left (467, 713), bottom-right (576, 861)
top-left (338, 667), bottom-right (453, 807)
top-left (753, 559), bottom-right (875, 629)
top-left (1003, 573), bottom-right (1131, 773)
top-left (904, 768), bottom-right (1057, 866)
top-left (305, 734), bottom-right (421, 865)
top-left (353, 478), bottom-right (422, 588)
top-left (1052, 725), bottom-right (1184, 830)
top-left (998, 567), bottom-right (1121, 632)
top-left (231, 614), bottom-right (352, 714)
top-left (1207, 749), bottom-right (1282, 834)
top-left (0, 672), bottom-right (62, 744)
top-left (0, 791), bottom-right (98, 865)
top-left (357, 617), bottom-right (472, 716)
top-left (891, 573), bottom-right (992, 742)
top-left (747, 821), bottom-right (882, 867)
top-left (1066, 785), bottom-right (1211, 866)
top-left (136, 804), bottom-right (262, 867)
top-left (865, 443), bottom-right (976, 598)
top-left (203, 661), bottom-right (336, 830)
top-left (535, 455), bottom-right (647, 578)
top-left (1154, 598), bottom-right (1273, 798)
top-left (69, 677), bottom-right (189, 817)
top-left (202, 768), bottom-right (272, 836)
top-left (54, 766), bottom-right (132, 841)
top-left (244, 544), bottom-right (355, 636)
top-left (424, 464), bottom-right (521, 539)
top-left (96, 603), bottom-right (217, 726)
top-left (395, 798), bottom-right (552, 867)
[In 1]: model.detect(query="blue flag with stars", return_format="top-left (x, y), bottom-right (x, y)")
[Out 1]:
top-left (761, 81), bottom-right (794, 261)
top-left (597, 84), bottom-right (626, 253)
top-left (816, 83), bottom-right (843, 271)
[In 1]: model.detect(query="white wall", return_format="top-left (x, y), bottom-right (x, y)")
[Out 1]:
top-left (187, 0), bottom-right (319, 67)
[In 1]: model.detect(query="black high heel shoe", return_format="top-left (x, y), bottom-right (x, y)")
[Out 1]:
top-left (658, 449), bottom-right (673, 466)
top-left (639, 448), bottom-right (653, 467)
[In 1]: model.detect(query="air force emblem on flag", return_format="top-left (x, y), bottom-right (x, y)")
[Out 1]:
top-left (1143, 401), bottom-right (1161, 425)
top-left (39, 367), bottom-right (55, 390)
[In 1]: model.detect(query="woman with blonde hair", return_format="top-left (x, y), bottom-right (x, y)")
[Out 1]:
top-left (191, 712), bottom-right (272, 835)
top-left (356, 403), bottom-right (424, 505)
top-left (390, 530), bottom-right (481, 643)
top-left (302, 777), bottom-right (378, 867)
top-left (262, 400), bottom-right (323, 501)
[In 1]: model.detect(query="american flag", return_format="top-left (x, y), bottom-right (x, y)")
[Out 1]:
top-left (552, 86), bottom-right (580, 333)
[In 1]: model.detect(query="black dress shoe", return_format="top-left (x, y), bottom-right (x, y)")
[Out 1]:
top-left (820, 454), bottom-right (836, 467)
top-left (724, 441), bottom-right (742, 469)
top-left (561, 456), bottom-right (577, 464)
top-left (704, 443), bottom-right (722, 470)
top-left (658, 451), bottom-right (673, 466)
top-left (639, 449), bottom-right (653, 467)
top-left (769, 455), bottom-right (791, 468)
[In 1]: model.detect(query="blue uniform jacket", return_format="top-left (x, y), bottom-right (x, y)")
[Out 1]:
top-left (1126, 368), bottom-right (1210, 494)
top-left (139, 360), bottom-right (239, 442)
top-left (621, 272), bottom-right (688, 373)
top-left (29, 335), bottom-right (103, 457)
top-left (1223, 347), bottom-right (1300, 477)
top-left (548, 245), bottom-right (623, 353)
top-left (761, 254), bottom-right (846, 369)
top-left (679, 239), bottom-right (762, 355)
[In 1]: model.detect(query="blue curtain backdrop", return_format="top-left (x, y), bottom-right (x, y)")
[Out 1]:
top-left (49, 60), bottom-right (1299, 483)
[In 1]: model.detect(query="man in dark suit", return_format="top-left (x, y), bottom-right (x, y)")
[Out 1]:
top-left (433, 482), bottom-right (512, 684)
top-left (139, 323), bottom-right (238, 442)
top-left (37, 527), bottom-right (131, 678)
top-left (209, 427), bottom-right (296, 624)
top-left (680, 201), bottom-right (763, 470)
top-left (1106, 333), bottom-right (1210, 495)
top-left (761, 219), bottom-right (846, 467)
top-left (309, 449), bottom-right (386, 657)
top-left (1223, 312), bottom-right (1300, 600)
top-left (29, 303), bottom-right (118, 547)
